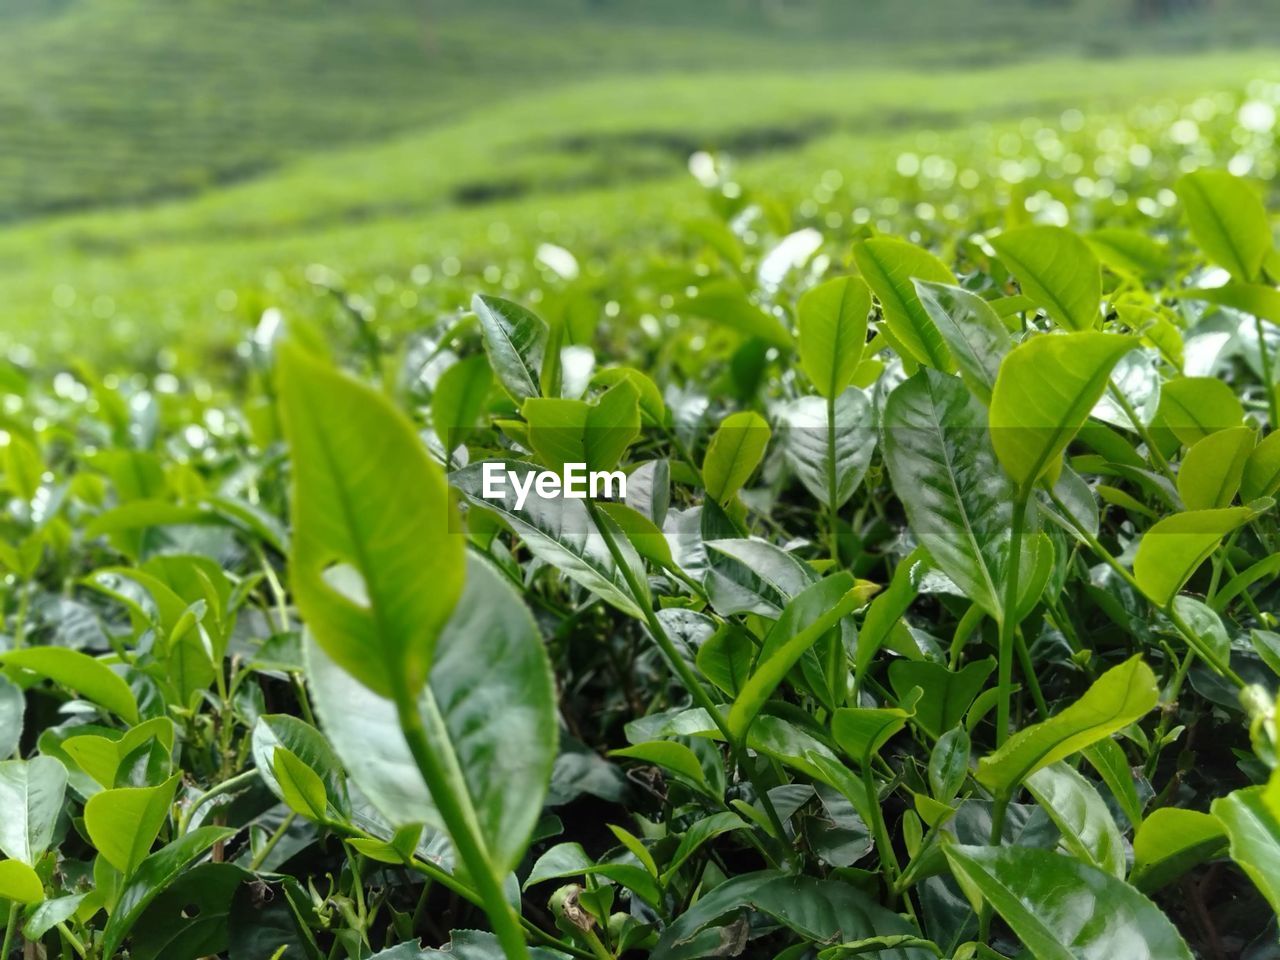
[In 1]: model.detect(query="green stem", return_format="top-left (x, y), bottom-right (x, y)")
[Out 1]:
top-left (1143, 648), bottom-right (1195, 780)
top-left (825, 393), bottom-right (841, 564)
top-left (861, 752), bottom-right (900, 891)
top-left (663, 424), bottom-right (702, 480)
top-left (1257, 315), bottom-right (1279, 428)
top-left (1013, 628), bottom-right (1048, 722)
top-left (978, 790), bottom-right (1012, 943)
top-left (395, 841), bottom-right (594, 959)
top-left (255, 542), bottom-right (292, 635)
top-left (12, 580), bottom-right (31, 650)
top-left (249, 811), bottom-right (297, 872)
top-left (1107, 382), bottom-right (1174, 482)
top-left (995, 495), bottom-right (1029, 747)
top-left (2, 902), bottom-right (17, 960)
top-left (391, 686), bottom-right (530, 960)
top-left (57, 922), bottom-right (88, 959)
top-left (1046, 490), bottom-right (1244, 686)
top-left (587, 501), bottom-right (732, 743)
top-left (179, 768), bottom-right (261, 834)
top-left (581, 926), bottom-right (615, 960)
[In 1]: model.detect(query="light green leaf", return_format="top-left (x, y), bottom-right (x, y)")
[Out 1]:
top-left (523, 379), bottom-right (640, 472)
top-left (0, 859), bottom-right (43, 903)
top-left (251, 714), bottom-right (348, 818)
top-left (888, 657), bottom-right (995, 741)
top-left (1212, 770), bottom-right (1280, 913)
top-left (1133, 506), bottom-right (1256, 607)
top-left (1082, 739), bottom-right (1144, 829)
top-left (596, 502), bottom-right (673, 569)
top-left (1026, 762), bottom-right (1125, 878)
top-left (913, 279), bottom-right (1010, 404)
top-left (609, 741), bottom-right (713, 796)
top-left (797, 276), bottom-right (871, 398)
top-left (85, 775), bottom-right (180, 876)
top-left (472, 294), bottom-right (548, 403)
top-left (0, 756), bottom-right (68, 865)
top-left (433, 354), bottom-right (493, 452)
top-left (277, 341), bottom-right (464, 699)
top-left (1157, 376), bottom-right (1245, 447)
top-left (63, 717), bottom-right (176, 792)
top-left (703, 411), bottom-right (770, 505)
top-left (0, 647), bottom-right (139, 725)
top-left (1130, 807), bottom-right (1226, 892)
top-left (990, 225), bottom-right (1101, 331)
top-left (989, 332), bottom-right (1137, 490)
top-left (853, 237), bottom-right (955, 369)
top-left (1086, 228), bottom-right (1170, 279)
top-left (976, 656), bottom-right (1158, 794)
top-left (2, 433), bottom-right (42, 501)
top-left (594, 367), bottom-right (665, 425)
top-left (944, 845), bottom-right (1193, 960)
top-left (273, 748), bottom-right (330, 822)
top-left (1183, 282), bottom-right (1280, 325)
top-left (1176, 169), bottom-right (1272, 282)
top-left (1177, 426), bottom-right (1254, 509)
top-left (1242, 430), bottom-right (1280, 502)
top-left (305, 552), bottom-right (556, 874)
top-left (681, 280), bottom-right (793, 348)
top-left (833, 706), bottom-right (910, 762)
top-left (726, 574), bottom-right (864, 742)
top-left (696, 625), bottom-right (755, 697)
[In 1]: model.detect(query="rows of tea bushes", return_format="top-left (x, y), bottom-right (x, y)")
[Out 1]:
top-left (1, 145), bottom-right (1279, 956)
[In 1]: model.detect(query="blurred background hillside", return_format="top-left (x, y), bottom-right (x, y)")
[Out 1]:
top-left (1, 0), bottom-right (1278, 363)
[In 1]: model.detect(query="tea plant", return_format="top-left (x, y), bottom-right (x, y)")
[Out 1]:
top-left (1, 161), bottom-right (1279, 959)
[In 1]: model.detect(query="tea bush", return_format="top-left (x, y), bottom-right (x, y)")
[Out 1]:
top-left (1, 105), bottom-right (1279, 958)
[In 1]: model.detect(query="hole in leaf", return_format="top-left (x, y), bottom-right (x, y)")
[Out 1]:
top-left (322, 562), bottom-right (370, 608)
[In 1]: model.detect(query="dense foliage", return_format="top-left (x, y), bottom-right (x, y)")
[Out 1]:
top-left (3, 103), bottom-right (1280, 958)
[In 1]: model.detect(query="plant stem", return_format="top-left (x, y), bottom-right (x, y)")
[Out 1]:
top-left (995, 495), bottom-right (1029, 747)
top-left (180, 768), bottom-right (261, 834)
top-left (1046, 490), bottom-right (1244, 686)
top-left (1013, 627), bottom-right (1048, 721)
top-left (587, 501), bottom-right (732, 743)
top-left (12, 580), bottom-right (31, 650)
top-left (1144, 648), bottom-right (1196, 780)
top-left (56, 922), bottom-right (88, 959)
top-left (2, 902), bottom-right (17, 960)
top-left (978, 790), bottom-right (1013, 944)
top-left (581, 926), bottom-right (615, 960)
top-left (1257, 315), bottom-right (1278, 428)
top-left (392, 686), bottom-right (530, 960)
top-left (249, 811), bottom-right (297, 872)
top-left (826, 393), bottom-right (841, 564)
top-left (394, 840), bottom-right (595, 959)
top-left (862, 754), bottom-right (901, 891)
top-left (1106, 382), bottom-right (1174, 482)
